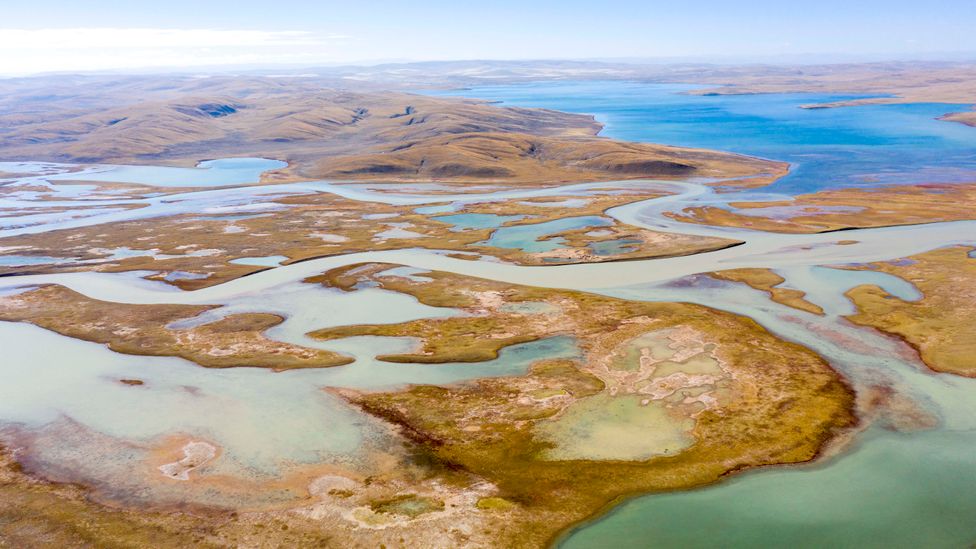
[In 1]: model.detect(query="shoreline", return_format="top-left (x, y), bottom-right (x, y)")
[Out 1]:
top-left (0, 74), bottom-right (976, 548)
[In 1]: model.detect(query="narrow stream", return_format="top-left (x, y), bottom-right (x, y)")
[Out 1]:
top-left (2, 83), bottom-right (975, 545)
top-left (2, 169), bottom-right (975, 543)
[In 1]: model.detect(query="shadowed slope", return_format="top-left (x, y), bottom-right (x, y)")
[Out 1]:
top-left (0, 75), bottom-right (785, 186)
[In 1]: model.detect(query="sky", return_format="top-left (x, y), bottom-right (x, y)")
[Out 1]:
top-left (1, 0), bottom-right (975, 75)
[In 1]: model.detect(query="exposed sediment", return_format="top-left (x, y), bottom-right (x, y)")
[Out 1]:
top-left (0, 188), bottom-right (740, 289)
top-left (668, 182), bottom-right (976, 233)
top-left (842, 246), bottom-right (976, 377)
top-left (709, 268), bottom-right (825, 315)
top-left (308, 263), bottom-right (856, 546)
top-left (0, 262), bottom-right (856, 547)
top-left (0, 284), bottom-right (351, 369)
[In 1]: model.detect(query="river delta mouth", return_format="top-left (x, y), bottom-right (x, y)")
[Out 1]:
top-left (1, 146), bottom-right (976, 547)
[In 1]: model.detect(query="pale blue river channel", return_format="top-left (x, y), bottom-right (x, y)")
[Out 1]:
top-left (1, 81), bottom-right (975, 546)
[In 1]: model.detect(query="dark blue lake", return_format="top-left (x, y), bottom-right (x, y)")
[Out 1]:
top-left (427, 81), bottom-right (976, 194)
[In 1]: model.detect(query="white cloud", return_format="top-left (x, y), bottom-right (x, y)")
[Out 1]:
top-left (0, 28), bottom-right (351, 75)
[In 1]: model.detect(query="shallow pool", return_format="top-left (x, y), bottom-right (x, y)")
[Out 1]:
top-left (480, 216), bottom-right (612, 253)
top-left (47, 157), bottom-right (287, 188)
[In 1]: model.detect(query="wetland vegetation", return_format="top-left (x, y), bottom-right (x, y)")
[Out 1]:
top-left (0, 66), bottom-right (975, 548)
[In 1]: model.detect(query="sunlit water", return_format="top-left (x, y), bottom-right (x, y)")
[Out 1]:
top-left (43, 157), bottom-right (287, 187)
top-left (560, 428), bottom-right (976, 549)
top-left (427, 81), bottom-right (976, 194)
top-left (0, 83), bottom-right (975, 545)
top-left (0, 283), bottom-right (580, 508)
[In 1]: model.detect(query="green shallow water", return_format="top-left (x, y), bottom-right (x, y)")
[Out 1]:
top-left (3, 83), bottom-right (976, 542)
top-left (480, 215), bottom-right (611, 252)
top-left (535, 393), bottom-right (694, 461)
top-left (0, 307), bottom-right (580, 508)
top-left (560, 428), bottom-right (976, 549)
top-left (433, 212), bottom-right (526, 231)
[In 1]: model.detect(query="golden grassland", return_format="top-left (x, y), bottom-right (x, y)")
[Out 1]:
top-left (0, 442), bottom-right (390, 548)
top-left (939, 109), bottom-right (976, 127)
top-left (310, 130), bottom-right (786, 187)
top-left (0, 76), bottom-right (785, 187)
top-left (842, 246), bottom-right (976, 377)
top-left (309, 263), bottom-right (855, 546)
top-left (0, 263), bottom-right (855, 547)
top-left (0, 285), bottom-right (351, 370)
top-left (0, 448), bottom-right (229, 549)
top-left (709, 268), bottom-right (825, 315)
top-left (0, 189), bottom-right (740, 289)
top-left (668, 182), bottom-right (976, 233)
top-left (683, 61), bottom-right (976, 121)
top-left (10, 64), bottom-right (961, 546)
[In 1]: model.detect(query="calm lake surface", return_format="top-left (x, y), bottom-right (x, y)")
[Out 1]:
top-left (1, 82), bottom-right (975, 546)
top-left (428, 81), bottom-right (976, 548)
top-left (45, 157), bottom-right (286, 187)
top-left (428, 81), bottom-right (976, 194)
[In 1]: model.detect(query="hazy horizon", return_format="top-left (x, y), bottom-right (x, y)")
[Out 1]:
top-left (7, 53), bottom-right (976, 80)
top-left (2, 0), bottom-right (975, 76)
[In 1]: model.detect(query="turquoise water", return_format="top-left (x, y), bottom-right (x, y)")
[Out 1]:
top-left (47, 157), bottom-right (286, 188)
top-left (3, 195), bottom-right (976, 539)
top-left (318, 103), bottom-right (973, 548)
top-left (481, 216), bottom-right (612, 253)
top-left (561, 429), bottom-right (976, 549)
top-left (763, 265), bottom-right (922, 317)
top-left (433, 212), bottom-right (526, 231)
top-left (0, 255), bottom-right (71, 266)
top-left (579, 263), bottom-right (976, 549)
top-left (428, 82), bottom-right (976, 193)
top-left (414, 204), bottom-right (458, 214)
top-left (588, 238), bottom-right (641, 256)
top-left (229, 255), bottom-right (288, 267)
top-left (2, 83), bottom-right (975, 542)
top-left (0, 308), bottom-right (578, 508)
top-left (163, 271), bottom-right (210, 282)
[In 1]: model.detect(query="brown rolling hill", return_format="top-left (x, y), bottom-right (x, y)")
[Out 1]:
top-left (0, 75), bottom-right (784, 185)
